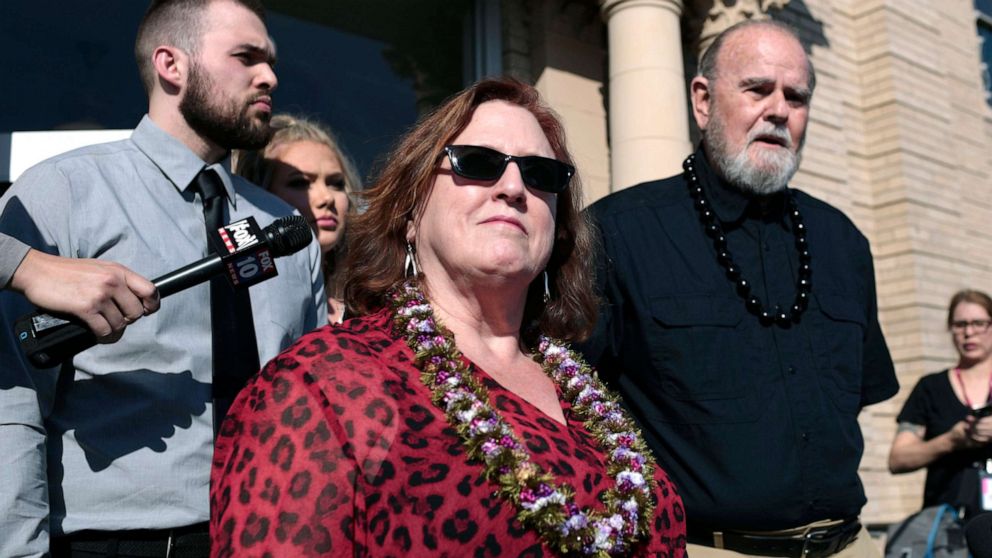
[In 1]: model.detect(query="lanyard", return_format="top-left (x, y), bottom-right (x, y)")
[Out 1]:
top-left (954, 367), bottom-right (992, 409)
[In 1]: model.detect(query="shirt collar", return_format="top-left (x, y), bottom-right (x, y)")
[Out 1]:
top-left (130, 115), bottom-right (238, 207)
top-left (695, 143), bottom-right (790, 228)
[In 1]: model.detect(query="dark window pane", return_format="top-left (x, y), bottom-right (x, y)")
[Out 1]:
top-left (0, 1), bottom-right (148, 131)
top-left (0, 1), bottom-right (474, 180)
top-left (977, 0), bottom-right (992, 16)
top-left (267, 0), bottom-right (473, 179)
top-left (979, 21), bottom-right (992, 106)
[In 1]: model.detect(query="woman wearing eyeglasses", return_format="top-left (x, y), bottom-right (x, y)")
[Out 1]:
top-left (888, 289), bottom-right (992, 518)
top-left (209, 78), bottom-right (686, 557)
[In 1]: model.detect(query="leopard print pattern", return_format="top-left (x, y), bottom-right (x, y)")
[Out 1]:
top-left (211, 309), bottom-right (686, 557)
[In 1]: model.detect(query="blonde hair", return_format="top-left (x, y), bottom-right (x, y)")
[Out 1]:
top-left (235, 114), bottom-right (361, 196)
top-left (235, 114), bottom-right (361, 299)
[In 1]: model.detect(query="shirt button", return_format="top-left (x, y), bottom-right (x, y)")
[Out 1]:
top-left (788, 366), bottom-right (797, 375)
top-left (801, 432), bottom-right (810, 442)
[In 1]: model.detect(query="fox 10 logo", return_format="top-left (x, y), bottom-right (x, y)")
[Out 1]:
top-left (212, 217), bottom-right (279, 288)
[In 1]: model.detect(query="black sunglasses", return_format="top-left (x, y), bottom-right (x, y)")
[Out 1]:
top-left (442, 145), bottom-right (574, 194)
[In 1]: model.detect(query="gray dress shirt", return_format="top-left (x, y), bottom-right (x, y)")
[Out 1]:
top-left (0, 116), bottom-right (327, 557)
top-left (0, 232), bottom-right (31, 287)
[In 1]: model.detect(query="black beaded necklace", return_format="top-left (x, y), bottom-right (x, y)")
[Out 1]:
top-left (682, 153), bottom-right (812, 327)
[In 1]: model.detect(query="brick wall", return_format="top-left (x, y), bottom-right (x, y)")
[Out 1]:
top-left (509, 0), bottom-right (992, 525)
top-left (502, 0), bottom-right (612, 205)
top-left (831, 0), bottom-right (992, 523)
top-left (773, 0), bottom-right (992, 524)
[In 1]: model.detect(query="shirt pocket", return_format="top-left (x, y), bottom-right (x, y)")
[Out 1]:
top-left (808, 292), bottom-right (866, 413)
top-left (643, 294), bottom-right (761, 424)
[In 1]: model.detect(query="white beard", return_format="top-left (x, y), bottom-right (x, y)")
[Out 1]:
top-left (706, 113), bottom-right (803, 195)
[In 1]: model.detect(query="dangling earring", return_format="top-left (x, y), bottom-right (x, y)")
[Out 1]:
top-left (404, 242), bottom-right (418, 277)
top-left (542, 270), bottom-right (551, 303)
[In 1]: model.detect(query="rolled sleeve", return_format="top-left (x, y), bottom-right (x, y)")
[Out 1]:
top-left (0, 234), bottom-right (31, 288)
top-left (0, 160), bottom-right (73, 557)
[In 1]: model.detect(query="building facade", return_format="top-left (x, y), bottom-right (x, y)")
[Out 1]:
top-left (2, 0), bottom-right (990, 525)
top-left (508, 0), bottom-right (992, 524)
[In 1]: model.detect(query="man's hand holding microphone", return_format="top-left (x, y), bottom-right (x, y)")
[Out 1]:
top-left (8, 249), bottom-right (160, 341)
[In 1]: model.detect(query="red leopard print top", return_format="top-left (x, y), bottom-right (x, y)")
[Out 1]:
top-left (210, 308), bottom-right (687, 557)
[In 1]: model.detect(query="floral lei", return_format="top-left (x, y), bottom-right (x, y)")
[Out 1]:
top-left (390, 281), bottom-right (658, 556)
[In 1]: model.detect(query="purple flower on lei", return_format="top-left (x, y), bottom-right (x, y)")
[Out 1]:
top-left (391, 281), bottom-right (659, 556)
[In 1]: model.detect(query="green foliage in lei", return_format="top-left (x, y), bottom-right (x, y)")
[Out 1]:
top-left (390, 281), bottom-right (659, 556)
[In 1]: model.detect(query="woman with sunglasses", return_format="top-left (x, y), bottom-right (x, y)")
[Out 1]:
top-left (889, 289), bottom-right (992, 518)
top-left (210, 78), bottom-right (686, 557)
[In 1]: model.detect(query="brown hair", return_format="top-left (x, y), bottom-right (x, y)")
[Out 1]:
top-left (345, 77), bottom-right (598, 344)
top-left (234, 113), bottom-right (360, 299)
top-left (947, 289), bottom-right (992, 329)
top-left (134, 0), bottom-right (266, 94)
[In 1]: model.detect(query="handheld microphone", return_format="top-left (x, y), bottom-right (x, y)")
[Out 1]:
top-left (14, 215), bottom-right (312, 368)
top-left (966, 512), bottom-right (992, 558)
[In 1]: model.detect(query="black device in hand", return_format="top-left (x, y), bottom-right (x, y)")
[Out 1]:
top-left (971, 403), bottom-right (992, 419)
top-left (14, 215), bottom-right (312, 368)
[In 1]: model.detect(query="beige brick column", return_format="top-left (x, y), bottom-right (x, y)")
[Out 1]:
top-left (601, 0), bottom-right (692, 190)
top-left (831, 0), bottom-right (992, 524)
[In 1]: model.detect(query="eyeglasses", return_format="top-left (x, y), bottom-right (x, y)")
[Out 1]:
top-left (950, 319), bottom-right (992, 333)
top-left (442, 145), bottom-right (574, 194)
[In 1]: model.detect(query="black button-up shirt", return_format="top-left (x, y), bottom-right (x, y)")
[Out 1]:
top-left (579, 148), bottom-right (898, 530)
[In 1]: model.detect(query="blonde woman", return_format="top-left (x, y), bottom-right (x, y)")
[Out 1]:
top-left (236, 114), bottom-right (360, 323)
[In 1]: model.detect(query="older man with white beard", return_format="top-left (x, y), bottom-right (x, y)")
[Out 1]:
top-left (579, 20), bottom-right (897, 558)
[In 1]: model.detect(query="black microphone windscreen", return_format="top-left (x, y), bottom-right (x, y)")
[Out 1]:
top-left (966, 512), bottom-right (992, 558)
top-left (263, 216), bottom-right (313, 257)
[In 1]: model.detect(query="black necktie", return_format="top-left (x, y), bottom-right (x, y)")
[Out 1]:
top-left (192, 168), bottom-right (260, 435)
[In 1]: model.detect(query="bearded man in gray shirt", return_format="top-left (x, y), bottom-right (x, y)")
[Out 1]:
top-left (0, 1), bottom-right (326, 556)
